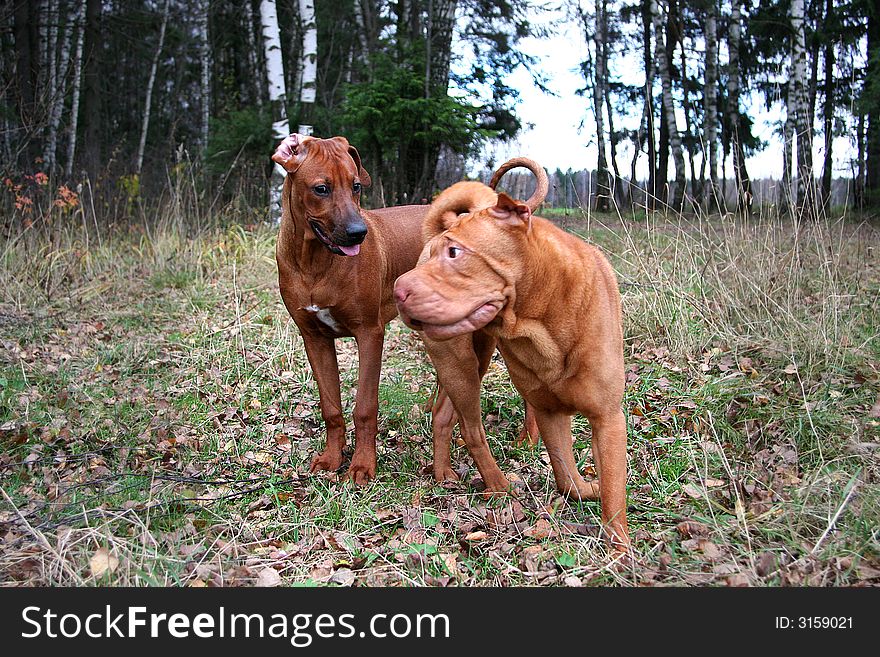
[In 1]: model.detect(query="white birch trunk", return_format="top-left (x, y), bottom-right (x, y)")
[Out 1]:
top-left (43, 0), bottom-right (58, 167)
top-left (46, 0), bottom-right (76, 172)
top-left (782, 61), bottom-right (796, 209)
top-left (298, 0), bottom-right (317, 135)
top-left (727, 1), bottom-right (751, 212)
top-left (791, 0), bottom-right (814, 213)
top-left (244, 2), bottom-right (262, 107)
top-left (651, 0), bottom-right (686, 209)
top-left (198, 0), bottom-right (210, 155)
top-left (704, 0), bottom-right (720, 209)
top-left (135, 0), bottom-right (170, 175)
top-left (260, 0), bottom-right (290, 222)
top-left (65, 0), bottom-right (87, 178)
top-left (353, 0), bottom-right (369, 61)
top-left (592, 0), bottom-right (610, 210)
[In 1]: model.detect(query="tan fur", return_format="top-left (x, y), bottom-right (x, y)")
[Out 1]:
top-left (395, 181), bottom-right (629, 549)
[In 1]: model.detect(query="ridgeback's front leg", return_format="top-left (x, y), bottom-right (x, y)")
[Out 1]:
top-left (300, 332), bottom-right (346, 473)
top-left (347, 327), bottom-right (385, 484)
top-left (430, 387), bottom-right (458, 482)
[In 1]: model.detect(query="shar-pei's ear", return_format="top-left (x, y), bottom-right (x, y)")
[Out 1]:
top-left (423, 181), bottom-right (498, 242)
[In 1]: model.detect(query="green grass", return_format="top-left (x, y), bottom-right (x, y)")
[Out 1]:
top-left (0, 203), bottom-right (877, 587)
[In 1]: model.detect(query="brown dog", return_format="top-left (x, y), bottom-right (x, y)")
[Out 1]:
top-left (394, 181), bottom-right (629, 548)
top-left (272, 134), bottom-right (427, 483)
top-left (425, 159), bottom-right (546, 483)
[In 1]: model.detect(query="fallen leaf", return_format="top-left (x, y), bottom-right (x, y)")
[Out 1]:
top-left (463, 531), bottom-right (487, 542)
top-left (698, 540), bottom-right (723, 559)
top-left (256, 567), bottom-right (282, 587)
top-left (523, 518), bottom-right (552, 540)
top-left (682, 483), bottom-right (703, 499)
top-left (756, 551), bottom-right (777, 577)
top-left (676, 520), bottom-right (710, 538)
top-left (89, 547), bottom-right (119, 578)
top-left (330, 568), bottom-right (355, 587)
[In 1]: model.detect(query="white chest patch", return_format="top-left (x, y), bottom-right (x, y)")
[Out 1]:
top-left (305, 305), bottom-right (341, 333)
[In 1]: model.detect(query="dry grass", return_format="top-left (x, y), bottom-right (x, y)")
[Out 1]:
top-left (0, 193), bottom-right (878, 587)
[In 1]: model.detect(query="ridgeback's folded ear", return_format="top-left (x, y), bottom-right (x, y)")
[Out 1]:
top-left (328, 136), bottom-right (372, 187)
top-left (423, 181), bottom-right (497, 242)
top-left (490, 193), bottom-right (532, 231)
top-left (272, 133), bottom-right (312, 174)
top-left (347, 144), bottom-right (372, 188)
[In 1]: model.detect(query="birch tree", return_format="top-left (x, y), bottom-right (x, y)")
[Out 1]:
top-left (135, 0), bottom-right (170, 176)
top-left (587, 0), bottom-right (611, 211)
top-left (703, 0), bottom-right (720, 210)
top-left (298, 0), bottom-right (317, 135)
top-left (260, 0), bottom-right (290, 222)
top-left (726, 1), bottom-right (752, 213)
top-left (791, 0), bottom-right (815, 217)
top-left (820, 0), bottom-right (834, 209)
top-left (651, 0), bottom-right (686, 210)
top-left (65, 0), bottom-right (86, 178)
top-left (640, 0), bottom-right (657, 208)
top-left (45, 0), bottom-right (77, 172)
top-left (197, 0), bottom-right (210, 155)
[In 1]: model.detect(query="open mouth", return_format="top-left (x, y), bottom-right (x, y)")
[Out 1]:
top-left (309, 220), bottom-right (362, 257)
top-left (399, 301), bottom-right (501, 340)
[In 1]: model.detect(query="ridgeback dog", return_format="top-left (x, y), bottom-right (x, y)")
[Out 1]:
top-left (394, 179), bottom-right (629, 549)
top-left (271, 135), bottom-right (537, 484)
top-left (272, 134), bottom-right (427, 483)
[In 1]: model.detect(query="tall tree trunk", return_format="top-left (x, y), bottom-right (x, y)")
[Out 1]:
top-left (641, 0), bottom-right (656, 209)
top-left (65, 0), bottom-right (86, 178)
top-left (198, 0), bottom-right (210, 156)
top-left (791, 0), bottom-right (815, 218)
top-left (865, 0), bottom-right (880, 201)
top-left (43, 0), bottom-right (59, 169)
top-left (260, 0), bottom-right (290, 223)
top-left (680, 29), bottom-right (698, 203)
top-left (704, 0), bottom-right (721, 211)
top-left (135, 0), bottom-right (170, 176)
top-left (244, 2), bottom-right (263, 108)
top-left (856, 110), bottom-right (866, 208)
top-left (81, 0), bottom-right (102, 179)
top-left (651, 0), bottom-right (685, 210)
top-left (591, 0), bottom-right (611, 211)
top-left (782, 63), bottom-right (796, 212)
top-left (820, 0), bottom-right (834, 209)
top-left (13, 0), bottom-right (38, 168)
top-left (727, 1), bottom-right (752, 213)
top-left (298, 0), bottom-right (317, 134)
top-left (45, 0), bottom-right (76, 173)
top-left (606, 92), bottom-right (624, 205)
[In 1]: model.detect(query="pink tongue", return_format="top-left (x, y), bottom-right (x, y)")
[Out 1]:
top-left (339, 244), bottom-right (361, 256)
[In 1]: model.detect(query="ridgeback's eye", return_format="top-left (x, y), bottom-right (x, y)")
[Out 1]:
top-left (313, 184), bottom-right (330, 196)
top-left (448, 246), bottom-right (461, 259)
top-left (352, 182), bottom-right (362, 194)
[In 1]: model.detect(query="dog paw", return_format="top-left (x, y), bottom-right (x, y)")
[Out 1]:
top-left (480, 474), bottom-right (515, 498)
top-left (345, 462), bottom-right (375, 485)
top-left (432, 463), bottom-right (460, 482)
top-left (560, 479), bottom-right (600, 501)
top-left (309, 450), bottom-right (344, 473)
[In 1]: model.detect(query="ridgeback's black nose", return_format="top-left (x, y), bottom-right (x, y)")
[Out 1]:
top-left (344, 221), bottom-right (368, 244)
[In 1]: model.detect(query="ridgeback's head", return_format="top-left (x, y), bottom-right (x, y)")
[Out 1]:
top-left (272, 134), bottom-right (372, 256)
top-left (394, 181), bottom-right (534, 340)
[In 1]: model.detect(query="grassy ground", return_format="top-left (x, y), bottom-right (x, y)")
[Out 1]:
top-left (1, 202), bottom-right (878, 587)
